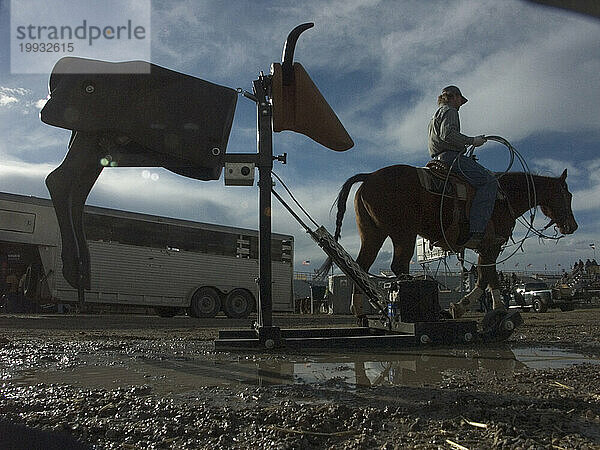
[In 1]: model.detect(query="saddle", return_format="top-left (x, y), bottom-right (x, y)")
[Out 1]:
top-left (417, 160), bottom-right (471, 200)
top-left (416, 161), bottom-right (472, 249)
top-left (417, 160), bottom-right (506, 251)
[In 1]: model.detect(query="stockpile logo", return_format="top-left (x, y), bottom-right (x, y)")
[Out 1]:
top-left (10, 0), bottom-right (151, 74)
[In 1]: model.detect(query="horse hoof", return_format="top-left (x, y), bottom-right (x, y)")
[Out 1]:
top-left (449, 302), bottom-right (467, 319)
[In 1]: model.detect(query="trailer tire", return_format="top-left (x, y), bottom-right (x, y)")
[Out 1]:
top-left (223, 289), bottom-right (254, 319)
top-left (191, 287), bottom-right (221, 318)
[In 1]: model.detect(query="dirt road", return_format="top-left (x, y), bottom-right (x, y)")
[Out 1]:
top-left (1, 309), bottom-right (599, 449)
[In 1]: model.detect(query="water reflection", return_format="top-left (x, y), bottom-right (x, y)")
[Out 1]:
top-left (292, 348), bottom-right (525, 387)
top-left (10, 346), bottom-right (599, 392)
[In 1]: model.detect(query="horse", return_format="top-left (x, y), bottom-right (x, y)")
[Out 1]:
top-left (327, 164), bottom-right (578, 320)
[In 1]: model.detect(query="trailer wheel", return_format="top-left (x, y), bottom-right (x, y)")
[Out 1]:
top-left (223, 289), bottom-right (254, 319)
top-left (532, 297), bottom-right (548, 313)
top-left (191, 287), bottom-right (221, 318)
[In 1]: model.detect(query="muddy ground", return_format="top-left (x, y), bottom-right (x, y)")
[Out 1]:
top-left (1, 308), bottom-right (600, 449)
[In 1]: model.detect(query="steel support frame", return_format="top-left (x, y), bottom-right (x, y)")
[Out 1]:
top-left (221, 73), bottom-right (281, 347)
top-left (253, 74), bottom-right (281, 346)
top-left (214, 70), bottom-right (515, 351)
top-left (215, 72), bottom-right (481, 351)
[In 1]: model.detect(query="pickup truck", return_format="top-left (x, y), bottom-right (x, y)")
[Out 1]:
top-left (510, 281), bottom-right (575, 313)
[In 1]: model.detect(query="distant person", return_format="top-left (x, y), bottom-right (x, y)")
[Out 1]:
top-left (4, 271), bottom-right (20, 313)
top-left (468, 264), bottom-right (478, 291)
top-left (18, 272), bottom-right (26, 295)
top-left (5, 271), bottom-right (18, 295)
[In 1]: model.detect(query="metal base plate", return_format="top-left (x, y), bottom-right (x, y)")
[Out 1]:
top-left (214, 318), bottom-right (480, 350)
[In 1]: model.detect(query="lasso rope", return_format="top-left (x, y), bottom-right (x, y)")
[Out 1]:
top-left (438, 135), bottom-right (564, 268)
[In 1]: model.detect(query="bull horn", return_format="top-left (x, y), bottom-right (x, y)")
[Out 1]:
top-left (281, 22), bottom-right (314, 85)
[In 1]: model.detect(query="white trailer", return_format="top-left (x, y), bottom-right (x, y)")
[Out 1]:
top-left (0, 192), bottom-right (294, 318)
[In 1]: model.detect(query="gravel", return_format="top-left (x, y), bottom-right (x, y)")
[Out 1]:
top-left (1, 309), bottom-right (599, 449)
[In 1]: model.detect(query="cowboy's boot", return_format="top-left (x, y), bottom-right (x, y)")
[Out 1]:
top-left (459, 231), bottom-right (485, 250)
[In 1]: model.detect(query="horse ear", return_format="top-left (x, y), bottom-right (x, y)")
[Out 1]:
top-left (560, 168), bottom-right (567, 181)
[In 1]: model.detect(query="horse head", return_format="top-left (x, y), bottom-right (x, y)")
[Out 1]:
top-left (539, 169), bottom-right (578, 235)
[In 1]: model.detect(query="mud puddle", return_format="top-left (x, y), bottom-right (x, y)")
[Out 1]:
top-left (8, 346), bottom-right (600, 392)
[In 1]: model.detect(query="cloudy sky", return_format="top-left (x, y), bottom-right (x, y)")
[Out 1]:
top-left (1, 0), bottom-right (599, 274)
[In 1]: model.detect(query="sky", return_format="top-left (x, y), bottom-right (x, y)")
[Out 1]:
top-left (1, 0), bottom-right (599, 275)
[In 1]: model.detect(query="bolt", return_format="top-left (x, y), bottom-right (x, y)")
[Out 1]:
top-left (504, 320), bottom-right (515, 331)
top-left (420, 334), bottom-right (431, 344)
top-left (264, 339), bottom-right (275, 349)
top-left (464, 332), bottom-right (473, 342)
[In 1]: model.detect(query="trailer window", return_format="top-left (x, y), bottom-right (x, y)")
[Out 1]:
top-left (166, 225), bottom-right (238, 257)
top-left (246, 237), bottom-right (292, 263)
top-left (84, 214), bottom-right (168, 249)
top-left (84, 213), bottom-right (291, 261)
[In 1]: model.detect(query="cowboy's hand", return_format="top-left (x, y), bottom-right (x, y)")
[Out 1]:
top-left (473, 135), bottom-right (487, 147)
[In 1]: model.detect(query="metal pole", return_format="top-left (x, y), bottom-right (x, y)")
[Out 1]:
top-left (253, 74), bottom-right (281, 346)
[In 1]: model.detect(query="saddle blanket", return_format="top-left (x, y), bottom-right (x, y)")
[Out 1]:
top-left (416, 166), bottom-right (468, 200)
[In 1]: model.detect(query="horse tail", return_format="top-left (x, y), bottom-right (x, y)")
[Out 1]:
top-left (315, 173), bottom-right (371, 279)
top-left (332, 173), bottom-right (371, 241)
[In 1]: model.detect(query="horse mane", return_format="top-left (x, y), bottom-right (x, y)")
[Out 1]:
top-left (495, 171), bottom-right (563, 219)
top-left (496, 171), bottom-right (558, 190)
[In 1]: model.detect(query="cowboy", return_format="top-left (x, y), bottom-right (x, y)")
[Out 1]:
top-left (428, 85), bottom-right (497, 249)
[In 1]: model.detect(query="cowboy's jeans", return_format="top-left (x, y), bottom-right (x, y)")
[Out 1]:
top-left (435, 151), bottom-right (498, 233)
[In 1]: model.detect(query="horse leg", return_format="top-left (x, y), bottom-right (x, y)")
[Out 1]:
top-left (477, 247), bottom-right (506, 311)
top-left (450, 246), bottom-right (504, 319)
top-left (389, 232), bottom-right (417, 276)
